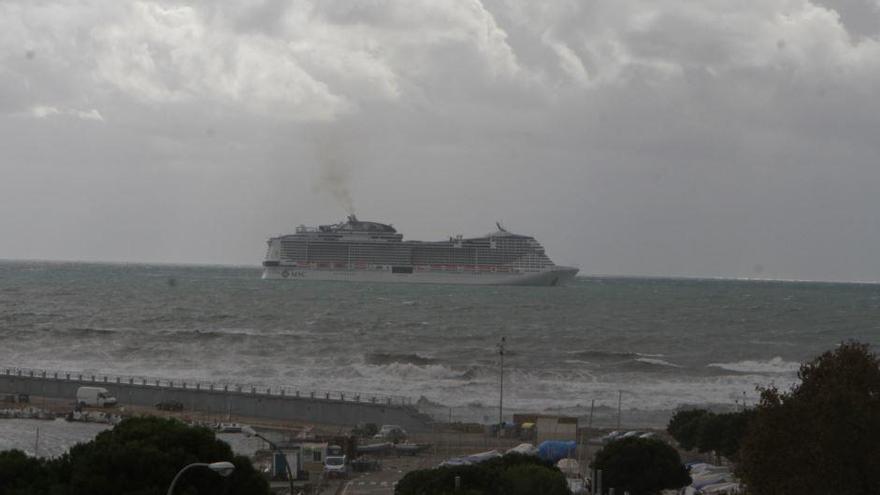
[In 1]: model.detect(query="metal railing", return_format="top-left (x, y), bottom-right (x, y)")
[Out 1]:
top-left (2, 366), bottom-right (413, 407)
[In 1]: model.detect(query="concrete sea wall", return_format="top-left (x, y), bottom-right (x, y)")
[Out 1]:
top-left (0, 368), bottom-right (432, 432)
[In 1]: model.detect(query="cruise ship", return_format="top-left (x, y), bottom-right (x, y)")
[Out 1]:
top-left (262, 216), bottom-right (578, 286)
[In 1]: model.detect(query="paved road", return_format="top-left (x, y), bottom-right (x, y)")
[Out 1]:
top-left (339, 469), bottom-right (404, 495)
top-left (340, 479), bottom-right (396, 495)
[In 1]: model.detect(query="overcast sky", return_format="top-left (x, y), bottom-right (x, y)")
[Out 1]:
top-left (2, 0), bottom-right (879, 281)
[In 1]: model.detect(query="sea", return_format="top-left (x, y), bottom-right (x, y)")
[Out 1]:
top-left (1, 260), bottom-right (878, 431)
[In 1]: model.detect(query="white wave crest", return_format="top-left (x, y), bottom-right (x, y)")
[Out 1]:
top-left (352, 362), bottom-right (468, 381)
top-left (707, 357), bottom-right (800, 374)
top-left (636, 357), bottom-right (682, 368)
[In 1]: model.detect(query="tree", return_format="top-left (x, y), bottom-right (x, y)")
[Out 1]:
top-left (736, 341), bottom-right (880, 495)
top-left (499, 463), bottom-right (571, 495)
top-left (709, 410), bottom-right (753, 460)
top-left (395, 453), bottom-right (569, 495)
top-left (591, 437), bottom-right (691, 495)
top-left (667, 408), bottom-right (754, 460)
top-left (667, 409), bottom-right (710, 451)
top-left (0, 450), bottom-right (53, 495)
top-left (0, 417), bottom-right (269, 495)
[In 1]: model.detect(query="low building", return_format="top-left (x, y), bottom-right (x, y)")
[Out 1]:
top-left (514, 414), bottom-right (579, 444)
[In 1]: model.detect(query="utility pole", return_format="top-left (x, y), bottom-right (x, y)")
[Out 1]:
top-left (586, 398), bottom-right (596, 485)
top-left (498, 336), bottom-right (506, 437)
top-left (617, 390), bottom-right (622, 430)
top-left (588, 399), bottom-right (595, 430)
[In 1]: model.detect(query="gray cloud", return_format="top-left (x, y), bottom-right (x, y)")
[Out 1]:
top-left (814, 0), bottom-right (880, 38)
top-left (1, 0), bottom-right (879, 281)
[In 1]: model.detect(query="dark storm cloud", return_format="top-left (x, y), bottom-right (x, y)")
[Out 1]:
top-left (1, 0), bottom-right (879, 281)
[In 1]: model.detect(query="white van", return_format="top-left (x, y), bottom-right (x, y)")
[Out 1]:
top-left (76, 386), bottom-right (117, 407)
top-left (323, 455), bottom-right (348, 479)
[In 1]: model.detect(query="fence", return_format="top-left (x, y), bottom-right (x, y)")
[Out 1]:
top-left (3, 366), bottom-right (412, 407)
top-left (0, 366), bottom-right (431, 432)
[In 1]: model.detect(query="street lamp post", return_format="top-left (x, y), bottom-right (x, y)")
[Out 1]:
top-left (243, 425), bottom-right (296, 495)
top-left (498, 336), bottom-right (506, 437)
top-left (166, 461), bottom-right (235, 495)
top-left (617, 390), bottom-right (622, 430)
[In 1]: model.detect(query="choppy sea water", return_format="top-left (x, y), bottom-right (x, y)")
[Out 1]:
top-left (0, 419), bottom-right (109, 458)
top-left (1, 261), bottom-right (878, 427)
top-left (0, 418), bottom-right (261, 458)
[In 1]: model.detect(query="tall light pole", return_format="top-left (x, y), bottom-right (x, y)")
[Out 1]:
top-left (243, 425), bottom-right (296, 495)
top-left (617, 390), bottom-right (622, 430)
top-left (166, 461), bottom-right (235, 495)
top-left (498, 336), bottom-right (506, 437)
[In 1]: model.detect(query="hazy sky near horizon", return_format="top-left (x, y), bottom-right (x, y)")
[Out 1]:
top-left (2, 0), bottom-right (880, 281)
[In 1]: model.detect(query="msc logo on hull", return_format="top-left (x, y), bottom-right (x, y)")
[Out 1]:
top-left (280, 270), bottom-right (306, 278)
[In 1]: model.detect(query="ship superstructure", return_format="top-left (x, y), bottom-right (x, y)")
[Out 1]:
top-left (262, 216), bottom-right (578, 286)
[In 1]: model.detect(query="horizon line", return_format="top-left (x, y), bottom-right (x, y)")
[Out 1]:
top-left (2, 257), bottom-right (878, 286)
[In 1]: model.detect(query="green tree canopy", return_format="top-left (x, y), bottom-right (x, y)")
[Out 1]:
top-left (0, 417), bottom-right (269, 495)
top-left (667, 408), bottom-right (754, 460)
top-left (0, 450), bottom-right (55, 495)
top-left (395, 453), bottom-right (569, 495)
top-left (667, 409), bottom-right (710, 451)
top-left (591, 437), bottom-right (691, 495)
top-left (736, 341), bottom-right (880, 495)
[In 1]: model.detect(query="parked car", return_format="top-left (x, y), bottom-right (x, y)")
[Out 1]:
top-left (352, 422), bottom-right (379, 437)
top-left (599, 431), bottom-right (622, 443)
top-left (373, 424), bottom-right (407, 443)
top-left (155, 400), bottom-right (184, 411)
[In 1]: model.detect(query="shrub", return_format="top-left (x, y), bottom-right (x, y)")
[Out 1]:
top-left (0, 450), bottom-right (53, 495)
top-left (591, 437), bottom-right (691, 495)
top-left (395, 453), bottom-right (568, 495)
top-left (667, 409), bottom-right (710, 451)
top-left (667, 408), bottom-right (754, 460)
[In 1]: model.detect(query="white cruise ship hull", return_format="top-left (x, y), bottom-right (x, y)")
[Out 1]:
top-left (261, 266), bottom-right (579, 286)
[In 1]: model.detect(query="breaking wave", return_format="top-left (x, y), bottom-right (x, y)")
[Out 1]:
top-left (353, 362), bottom-right (471, 381)
top-left (567, 350), bottom-right (663, 361)
top-left (707, 357), bottom-right (800, 374)
top-left (364, 352), bottom-right (437, 366)
top-left (635, 357), bottom-right (683, 368)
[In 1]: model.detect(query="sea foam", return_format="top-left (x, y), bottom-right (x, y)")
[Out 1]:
top-left (635, 357), bottom-right (683, 368)
top-left (707, 357), bottom-right (800, 374)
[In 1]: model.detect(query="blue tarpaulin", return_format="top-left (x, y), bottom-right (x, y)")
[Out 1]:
top-left (537, 440), bottom-right (576, 463)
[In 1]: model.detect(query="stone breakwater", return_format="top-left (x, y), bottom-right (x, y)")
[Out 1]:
top-left (0, 367), bottom-right (433, 432)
